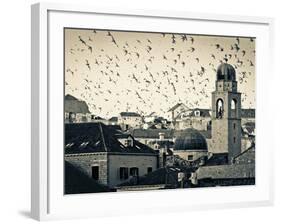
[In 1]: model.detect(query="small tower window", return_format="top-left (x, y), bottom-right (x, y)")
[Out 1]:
top-left (231, 99), bottom-right (238, 118)
top-left (231, 99), bottom-right (236, 109)
top-left (233, 137), bottom-right (236, 143)
top-left (216, 99), bottom-right (224, 119)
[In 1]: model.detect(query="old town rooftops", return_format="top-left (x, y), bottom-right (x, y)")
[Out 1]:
top-left (120, 112), bottom-right (141, 117)
top-left (130, 128), bottom-right (212, 139)
top-left (196, 163), bottom-right (255, 180)
top-left (65, 122), bottom-right (157, 155)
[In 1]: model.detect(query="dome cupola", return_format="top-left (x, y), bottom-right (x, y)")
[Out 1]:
top-left (174, 128), bottom-right (208, 151)
top-left (216, 62), bottom-right (236, 81)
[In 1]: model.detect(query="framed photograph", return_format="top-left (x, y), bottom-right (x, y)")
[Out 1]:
top-left (31, 2), bottom-right (274, 221)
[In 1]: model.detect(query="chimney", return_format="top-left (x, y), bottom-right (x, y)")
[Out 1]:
top-left (159, 132), bottom-right (165, 140)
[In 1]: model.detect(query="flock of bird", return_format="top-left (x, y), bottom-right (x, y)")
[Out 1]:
top-left (65, 29), bottom-right (255, 118)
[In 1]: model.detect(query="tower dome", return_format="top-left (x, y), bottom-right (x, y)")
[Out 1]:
top-left (174, 128), bottom-right (208, 151)
top-left (216, 62), bottom-right (236, 81)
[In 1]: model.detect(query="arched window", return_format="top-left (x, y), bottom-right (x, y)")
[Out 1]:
top-left (231, 99), bottom-right (238, 118)
top-left (216, 99), bottom-right (224, 119)
top-left (231, 99), bottom-right (236, 109)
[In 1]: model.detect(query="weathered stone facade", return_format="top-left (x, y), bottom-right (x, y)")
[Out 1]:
top-left (65, 153), bottom-right (108, 186)
top-left (65, 152), bottom-right (158, 188)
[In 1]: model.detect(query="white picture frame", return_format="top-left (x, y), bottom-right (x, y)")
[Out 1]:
top-left (31, 2), bottom-right (274, 221)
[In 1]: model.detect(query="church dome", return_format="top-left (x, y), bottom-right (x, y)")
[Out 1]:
top-left (174, 128), bottom-right (207, 151)
top-left (216, 63), bottom-right (236, 81)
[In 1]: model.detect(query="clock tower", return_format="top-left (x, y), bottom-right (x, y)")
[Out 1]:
top-left (210, 62), bottom-right (241, 162)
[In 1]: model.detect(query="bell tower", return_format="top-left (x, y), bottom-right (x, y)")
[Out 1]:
top-left (210, 62), bottom-right (241, 162)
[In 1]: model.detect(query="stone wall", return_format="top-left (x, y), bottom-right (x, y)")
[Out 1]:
top-left (65, 153), bottom-right (108, 186)
top-left (173, 150), bottom-right (207, 161)
top-left (107, 153), bottom-right (158, 187)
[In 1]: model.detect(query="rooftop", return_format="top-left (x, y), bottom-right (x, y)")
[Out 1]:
top-left (130, 128), bottom-right (212, 140)
top-left (167, 103), bottom-right (188, 112)
top-left (241, 109), bottom-right (255, 118)
top-left (196, 163), bottom-right (255, 180)
top-left (120, 112), bottom-right (141, 117)
top-left (130, 129), bottom-right (174, 139)
top-left (65, 122), bottom-right (157, 155)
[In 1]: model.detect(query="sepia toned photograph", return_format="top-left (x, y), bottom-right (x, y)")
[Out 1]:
top-left (64, 28), bottom-right (255, 194)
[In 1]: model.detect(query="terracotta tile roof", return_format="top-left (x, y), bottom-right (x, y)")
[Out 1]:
top-left (130, 128), bottom-right (212, 140)
top-left (241, 109), bottom-right (255, 118)
top-left (130, 129), bottom-right (174, 139)
top-left (196, 163), bottom-right (255, 180)
top-left (120, 112), bottom-right (141, 117)
top-left (233, 145), bottom-right (255, 164)
top-left (108, 116), bottom-right (118, 122)
top-left (65, 123), bottom-right (157, 155)
top-left (167, 103), bottom-right (187, 112)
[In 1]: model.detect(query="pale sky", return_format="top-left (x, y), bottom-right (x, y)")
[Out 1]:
top-left (65, 28), bottom-right (255, 119)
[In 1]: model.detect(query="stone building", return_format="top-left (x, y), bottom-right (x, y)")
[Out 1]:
top-left (192, 163), bottom-right (255, 187)
top-left (90, 115), bottom-right (109, 125)
top-left (167, 103), bottom-right (189, 122)
top-left (191, 144), bottom-right (255, 187)
top-left (130, 128), bottom-right (173, 142)
top-left (118, 112), bottom-right (143, 130)
top-left (174, 108), bottom-right (211, 131)
top-left (108, 116), bottom-right (118, 125)
top-left (64, 94), bottom-right (91, 123)
top-left (64, 123), bottom-right (158, 190)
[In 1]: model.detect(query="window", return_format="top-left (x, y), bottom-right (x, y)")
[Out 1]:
top-left (147, 167), bottom-right (153, 174)
top-left (124, 137), bottom-right (133, 147)
top-left (231, 99), bottom-right (237, 110)
top-left (231, 99), bottom-right (238, 118)
top-left (233, 137), bottom-right (236, 143)
top-left (119, 167), bottom-right (129, 180)
top-left (130, 167), bottom-right (139, 177)
top-left (69, 112), bottom-right (76, 123)
top-left (188, 155), bottom-right (193, 161)
top-left (216, 99), bottom-right (224, 119)
top-left (233, 123), bottom-right (236, 129)
top-left (91, 166), bottom-right (99, 180)
top-left (195, 110), bottom-right (200, 117)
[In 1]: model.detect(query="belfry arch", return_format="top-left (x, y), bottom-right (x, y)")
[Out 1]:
top-left (216, 98), bottom-right (224, 119)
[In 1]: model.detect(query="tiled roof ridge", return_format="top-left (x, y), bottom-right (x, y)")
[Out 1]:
top-left (98, 123), bottom-right (108, 152)
top-left (233, 144), bottom-right (255, 161)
